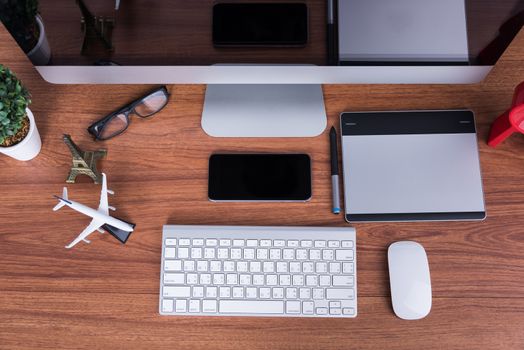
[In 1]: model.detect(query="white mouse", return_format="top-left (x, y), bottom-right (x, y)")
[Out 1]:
top-left (387, 241), bottom-right (432, 320)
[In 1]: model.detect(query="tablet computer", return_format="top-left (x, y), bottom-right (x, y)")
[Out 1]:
top-left (340, 110), bottom-right (486, 222)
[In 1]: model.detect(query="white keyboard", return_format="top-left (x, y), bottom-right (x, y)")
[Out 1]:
top-left (159, 225), bottom-right (357, 318)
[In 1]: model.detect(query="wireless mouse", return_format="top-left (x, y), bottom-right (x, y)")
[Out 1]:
top-left (387, 241), bottom-right (432, 320)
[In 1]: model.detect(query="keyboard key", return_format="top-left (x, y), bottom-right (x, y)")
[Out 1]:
top-left (290, 262), bottom-right (301, 273)
top-left (213, 274), bottom-right (225, 285)
top-left (322, 250), bottom-right (334, 260)
top-left (164, 273), bottom-right (184, 284)
top-left (313, 289), bottom-right (324, 299)
top-left (328, 241), bottom-right (340, 248)
top-left (263, 262), bottom-right (275, 273)
top-left (178, 248), bottom-right (189, 259)
top-left (233, 239), bottom-right (244, 247)
top-left (231, 248), bottom-right (242, 259)
top-left (237, 261), bottom-right (248, 272)
top-left (239, 274), bottom-right (251, 285)
top-left (183, 261), bottom-right (195, 271)
top-left (162, 299), bottom-right (174, 313)
top-left (319, 276), bottom-right (331, 286)
top-left (315, 262), bottom-right (327, 273)
top-left (330, 308), bottom-right (341, 315)
top-left (218, 248), bottom-right (229, 259)
top-left (306, 275), bottom-right (318, 286)
top-left (246, 239), bottom-right (258, 247)
top-left (292, 275), bottom-right (304, 286)
top-left (286, 288), bottom-right (297, 299)
top-left (299, 288), bottom-right (311, 299)
top-left (219, 239), bottom-right (231, 246)
top-left (270, 249), bottom-right (281, 260)
top-left (279, 275), bottom-right (291, 286)
top-left (329, 301), bottom-right (341, 308)
top-left (219, 287), bottom-right (231, 298)
top-left (206, 239), bottom-right (218, 246)
top-left (165, 247), bottom-right (176, 258)
top-left (165, 239), bottom-right (177, 246)
top-left (197, 260), bottom-right (209, 272)
top-left (256, 249), bottom-right (268, 259)
top-left (220, 300), bottom-right (284, 314)
top-left (303, 301), bottom-right (314, 314)
top-left (342, 308), bottom-right (355, 315)
top-left (336, 250), bottom-right (354, 261)
top-left (309, 249), bottom-right (321, 260)
top-left (272, 287), bottom-right (284, 299)
top-left (187, 274), bottom-right (198, 284)
top-left (326, 289), bottom-right (355, 300)
top-left (276, 262), bottom-right (288, 273)
top-left (203, 300), bottom-right (217, 313)
top-left (259, 288), bottom-right (271, 298)
top-left (232, 287), bottom-right (244, 298)
top-left (192, 239), bottom-right (204, 246)
top-left (226, 274), bottom-right (238, 285)
top-left (163, 286), bottom-right (190, 298)
top-left (246, 287), bottom-right (257, 298)
top-left (200, 274), bottom-right (212, 285)
top-left (316, 307), bottom-right (328, 315)
top-left (286, 301), bottom-right (301, 314)
top-left (175, 299), bottom-right (187, 312)
top-left (333, 276), bottom-right (354, 287)
top-left (206, 286), bottom-right (218, 298)
top-left (274, 240), bottom-right (285, 247)
top-left (329, 262), bottom-right (341, 273)
top-left (260, 239), bottom-right (272, 247)
top-left (266, 275), bottom-right (278, 286)
top-left (224, 261), bottom-right (235, 272)
top-left (179, 239), bottom-right (190, 246)
top-left (296, 249), bottom-right (308, 260)
top-left (210, 261), bottom-right (222, 272)
top-left (341, 241), bottom-right (354, 248)
top-left (287, 240), bottom-right (299, 247)
top-left (250, 262), bottom-right (261, 273)
top-left (244, 248), bottom-right (255, 260)
top-left (314, 240), bottom-right (326, 248)
top-left (342, 262), bottom-right (354, 274)
top-left (204, 248), bottom-right (215, 259)
top-left (253, 275), bottom-right (265, 285)
top-left (300, 240), bottom-right (313, 247)
top-left (283, 249), bottom-right (295, 260)
top-left (164, 260), bottom-right (182, 271)
top-left (303, 262), bottom-right (314, 273)
top-left (189, 300), bottom-right (200, 313)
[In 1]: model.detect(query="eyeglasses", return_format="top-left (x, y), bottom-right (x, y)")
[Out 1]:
top-left (87, 86), bottom-right (170, 140)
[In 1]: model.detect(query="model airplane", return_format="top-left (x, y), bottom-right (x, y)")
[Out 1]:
top-left (53, 173), bottom-right (135, 249)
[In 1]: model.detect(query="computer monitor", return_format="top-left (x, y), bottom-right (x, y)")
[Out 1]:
top-left (2, 0), bottom-right (522, 136)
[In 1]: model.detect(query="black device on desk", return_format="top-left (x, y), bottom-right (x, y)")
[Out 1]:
top-left (212, 3), bottom-right (308, 47)
top-left (208, 154), bottom-right (312, 201)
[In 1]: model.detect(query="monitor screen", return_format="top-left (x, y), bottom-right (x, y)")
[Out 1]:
top-left (1, 0), bottom-right (522, 67)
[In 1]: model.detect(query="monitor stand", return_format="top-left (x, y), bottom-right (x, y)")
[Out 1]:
top-left (201, 84), bottom-right (327, 137)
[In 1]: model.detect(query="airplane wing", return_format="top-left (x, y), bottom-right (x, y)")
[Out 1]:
top-left (65, 218), bottom-right (104, 249)
top-left (97, 173), bottom-right (109, 215)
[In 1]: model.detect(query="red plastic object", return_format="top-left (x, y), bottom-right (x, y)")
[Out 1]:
top-left (488, 81), bottom-right (524, 147)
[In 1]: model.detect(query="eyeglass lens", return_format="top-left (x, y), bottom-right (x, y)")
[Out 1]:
top-left (134, 90), bottom-right (169, 117)
top-left (99, 113), bottom-right (129, 139)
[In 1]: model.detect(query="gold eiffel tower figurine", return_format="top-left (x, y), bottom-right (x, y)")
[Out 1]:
top-left (63, 134), bottom-right (107, 184)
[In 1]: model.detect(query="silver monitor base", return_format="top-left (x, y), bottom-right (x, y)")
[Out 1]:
top-left (202, 84), bottom-right (327, 137)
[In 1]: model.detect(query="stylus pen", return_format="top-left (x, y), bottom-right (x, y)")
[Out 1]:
top-left (327, 0), bottom-right (336, 65)
top-left (330, 127), bottom-right (341, 214)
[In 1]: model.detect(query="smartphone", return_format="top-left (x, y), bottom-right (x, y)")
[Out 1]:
top-left (208, 154), bottom-right (312, 201)
top-left (212, 3), bottom-right (308, 47)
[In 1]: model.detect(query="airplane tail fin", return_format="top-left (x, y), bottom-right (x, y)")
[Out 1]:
top-left (53, 187), bottom-right (69, 211)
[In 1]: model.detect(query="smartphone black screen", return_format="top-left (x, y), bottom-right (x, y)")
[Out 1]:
top-left (208, 154), bottom-right (312, 201)
top-left (212, 3), bottom-right (308, 46)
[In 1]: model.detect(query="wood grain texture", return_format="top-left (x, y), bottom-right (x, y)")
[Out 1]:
top-left (1, 22), bottom-right (524, 350)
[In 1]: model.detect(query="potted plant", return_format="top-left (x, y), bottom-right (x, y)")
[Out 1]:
top-left (0, 65), bottom-right (41, 161)
top-left (0, 0), bottom-right (51, 65)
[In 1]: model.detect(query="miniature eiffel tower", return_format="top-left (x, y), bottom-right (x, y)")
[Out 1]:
top-left (63, 134), bottom-right (107, 184)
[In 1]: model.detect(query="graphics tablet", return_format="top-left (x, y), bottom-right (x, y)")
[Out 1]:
top-left (340, 110), bottom-right (486, 222)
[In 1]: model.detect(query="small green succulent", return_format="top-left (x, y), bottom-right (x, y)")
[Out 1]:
top-left (0, 65), bottom-right (31, 145)
top-left (0, 0), bottom-right (40, 53)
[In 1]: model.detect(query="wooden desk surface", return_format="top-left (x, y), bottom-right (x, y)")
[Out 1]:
top-left (1, 24), bottom-right (524, 350)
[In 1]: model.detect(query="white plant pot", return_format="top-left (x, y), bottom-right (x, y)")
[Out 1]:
top-left (27, 15), bottom-right (51, 66)
top-left (0, 108), bottom-right (42, 161)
